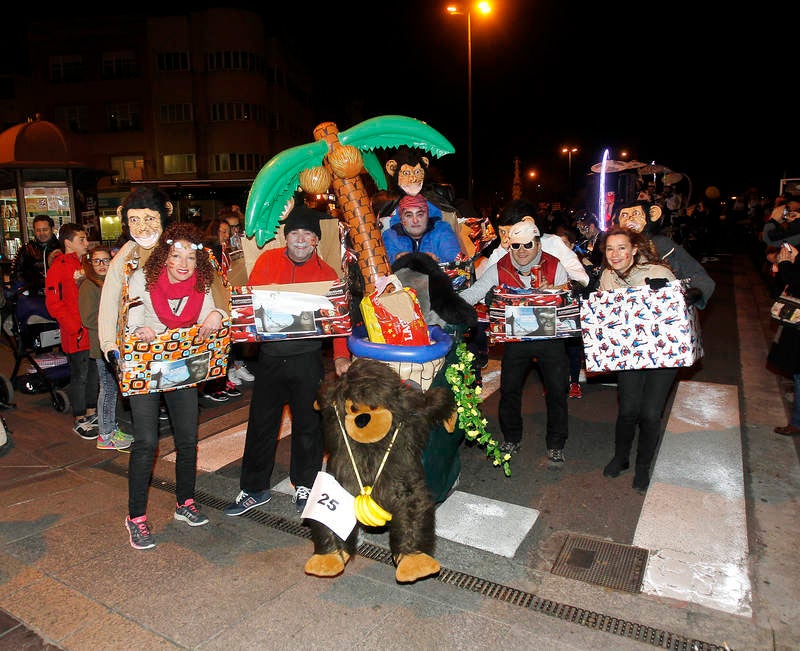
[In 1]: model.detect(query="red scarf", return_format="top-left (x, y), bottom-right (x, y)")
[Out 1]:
top-left (149, 268), bottom-right (205, 329)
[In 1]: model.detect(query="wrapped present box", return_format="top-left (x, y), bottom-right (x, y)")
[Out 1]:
top-left (118, 325), bottom-right (230, 397)
top-left (488, 287), bottom-right (581, 343)
top-left (581, 280), bottom-right (703, 372)
top-left (230, 279), bottom-right (351, 343)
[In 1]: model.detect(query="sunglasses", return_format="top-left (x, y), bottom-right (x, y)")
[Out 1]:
top-left (510, 241), bottom-right (534, 250)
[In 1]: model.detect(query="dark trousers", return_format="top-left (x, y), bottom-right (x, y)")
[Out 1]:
top-left (128, 387), bottom-right (199, 518)
top-left (239, 349), bottom-right (324, 492)
top-left (67, 349), bottom-right (98, 418)
top-left (614, 367), bottom-right (677, 468)
top-left (499, 339), bottom-right (569, 450)
top-left (565, 337), bottom-right (584, 384)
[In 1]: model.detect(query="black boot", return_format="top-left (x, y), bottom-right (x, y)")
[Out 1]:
top-left (602, 456), bottom-right (630, 478)
top-left (632, 465), bottom-right (650, 493)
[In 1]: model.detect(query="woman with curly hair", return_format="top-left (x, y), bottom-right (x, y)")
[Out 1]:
top-left (123, 222), bottom-right (227, 549)
top-left (598, 225), bottom-right (676, 493)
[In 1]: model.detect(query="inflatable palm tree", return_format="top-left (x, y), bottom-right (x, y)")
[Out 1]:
top-left (244, 115), bottom-right (454, 294)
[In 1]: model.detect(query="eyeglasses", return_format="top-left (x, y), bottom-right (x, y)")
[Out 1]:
top-left (91, 258), bottom-right (111, 265)
top-left (510, 241), bottom-right (534, 250)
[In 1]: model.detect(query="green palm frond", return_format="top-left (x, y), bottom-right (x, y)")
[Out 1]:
top-left (340, 115), bottom-right (455, 159)
top-left (362, 150), bottom-right (387, 191)
top-left (245, 140), bottom-right (328, 246)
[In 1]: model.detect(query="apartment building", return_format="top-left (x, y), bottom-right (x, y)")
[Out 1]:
top-left (0, 8), bottom-right (314, 245)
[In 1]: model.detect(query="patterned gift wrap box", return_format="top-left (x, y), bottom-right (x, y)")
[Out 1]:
top-left (488, 287), bottom-right (581, 343)
top-left (580, 280), bottom-right (703, 373)
top-left (118, 324), bottom-right (230, 396)
top-left (229, 279), bottom-right (351, 344)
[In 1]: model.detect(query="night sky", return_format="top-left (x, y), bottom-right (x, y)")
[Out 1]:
top-left (4, 2), bottom-right (793, 208)
top-left (273, 1), bottom-right (793, 206)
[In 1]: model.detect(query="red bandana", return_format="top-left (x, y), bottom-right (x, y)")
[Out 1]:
top-left (149, 268), bottom-right (205, 329)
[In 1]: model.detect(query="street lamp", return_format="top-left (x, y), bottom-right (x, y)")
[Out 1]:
top-left (561, 146), bottom-right (578, 189)
top-left (446, 2), bottom-right (492, 205)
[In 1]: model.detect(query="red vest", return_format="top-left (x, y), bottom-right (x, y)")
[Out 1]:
top-left (497, 249), bottom-right (560, 288)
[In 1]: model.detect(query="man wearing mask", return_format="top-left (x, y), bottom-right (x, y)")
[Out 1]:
top-left (224, 205), bottom-right (351, 517)
top-left (98, 186), bottom-right (172, 362)
top-left (459, 213), bottom-right (571, 466)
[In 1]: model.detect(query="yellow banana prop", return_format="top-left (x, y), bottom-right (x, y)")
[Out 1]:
top-left (354, 486), bottom-right (392, 527)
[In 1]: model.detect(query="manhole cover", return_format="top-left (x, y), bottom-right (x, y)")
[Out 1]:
top-left (551, 534), bottom-right (648, 594)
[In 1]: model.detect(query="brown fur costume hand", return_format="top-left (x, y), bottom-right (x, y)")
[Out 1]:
top-left (305, 357), bottom-right (455, 583)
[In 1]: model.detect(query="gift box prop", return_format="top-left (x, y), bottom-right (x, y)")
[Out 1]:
top-left (580, 280), bottom-right (703, 373)
top-left (230, 279), bottom-right (351, 344)
top-left (115, 253), bottom-right (232, 397)
top-left (487, 287), bottom-right (581, 344)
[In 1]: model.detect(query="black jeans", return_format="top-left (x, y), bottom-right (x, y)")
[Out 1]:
top-left (498, 339), bottom-right (569, 450)
top-left (239, 348), bottom-right (324, 492)
top-left (614, 367), bottom-right (678, 468)
top-left (128, 387), bottom-right (199, 518)
top-left (67, 349), bottom-right (98, 418)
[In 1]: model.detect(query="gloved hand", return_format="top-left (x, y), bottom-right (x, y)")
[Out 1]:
top-left (645, 277), bottom-right (669, 290)
top-left (105, 349), bottom-right (119, 370)
top-left (684, 287), bottom-right (703, 306)
top-left (484, 287), bottom-right (495, 306)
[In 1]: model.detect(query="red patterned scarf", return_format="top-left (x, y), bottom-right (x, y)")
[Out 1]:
top-left (149, 268), bottom-right (205, 329)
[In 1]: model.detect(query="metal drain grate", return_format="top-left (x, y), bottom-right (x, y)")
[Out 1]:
top-left (101, 463), bottom-right (727, 650)
top-left (551, 534), bottom-right (648, 594)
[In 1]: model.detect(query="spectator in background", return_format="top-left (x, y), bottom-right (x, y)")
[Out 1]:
top-left (11, 214), bottom-right (60, 294)
top-left (204, 213), bottom-right (255, 393)
top-left (762, 195), bottom-right (800, 249)
top-left (555, 223), bottom-right (586, 398)
top-left (79, 246), bottom-right (133, 451)
top-left (44, 223), bottom-right (97, 440)
top-left (768, 241), bottom-right (800, 437)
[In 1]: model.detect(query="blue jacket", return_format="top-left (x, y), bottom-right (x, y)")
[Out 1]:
top-left (383, 200), bottom-right (461, 264)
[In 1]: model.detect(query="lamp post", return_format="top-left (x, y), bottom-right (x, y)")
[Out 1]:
top-left (561, 146), bottom-right (578, 190)
top-left (447, 2), bottom-right (491, 205)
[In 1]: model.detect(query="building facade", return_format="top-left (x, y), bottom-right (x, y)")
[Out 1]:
top-left (0, 8), bottom-right (314, 240)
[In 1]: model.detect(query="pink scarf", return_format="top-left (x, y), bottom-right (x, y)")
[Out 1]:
top-left (149, 269), bottom-right (205, 329)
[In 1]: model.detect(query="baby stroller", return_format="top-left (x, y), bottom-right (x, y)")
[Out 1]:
top-left (0, 283), bottom-right (70, 412)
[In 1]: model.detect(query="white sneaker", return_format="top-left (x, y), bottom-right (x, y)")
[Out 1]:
top-left (227, 368), bottom-right (243, 386)
top-left (236, 364), bottom-right (255, 382)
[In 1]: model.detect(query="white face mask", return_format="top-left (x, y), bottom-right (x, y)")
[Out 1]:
top-left (133, 231), bottom-right (160, 249)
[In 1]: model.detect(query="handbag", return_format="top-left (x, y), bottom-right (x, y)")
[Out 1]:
top-left (770, 287), bottom-right (800, 327)
top-left (360, 274), bottom-right (430, 345)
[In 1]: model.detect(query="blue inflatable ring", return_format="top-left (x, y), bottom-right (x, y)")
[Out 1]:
top-left (348, 325), bottom-right (453, 363)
